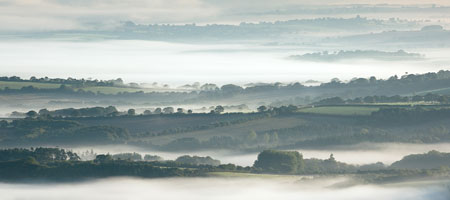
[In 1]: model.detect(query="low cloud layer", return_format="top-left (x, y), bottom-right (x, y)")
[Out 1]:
top-left (1, 0), bottom-right (449, 31)
top-left (1, 177), bottom-right (449, 200)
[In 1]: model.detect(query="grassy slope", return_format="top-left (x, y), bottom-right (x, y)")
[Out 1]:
top-left (5, 105), bottom-right (450, 148)
top-left (73, 113), bottom-right (265, 135)
top-left (134, 104), bottom-right (450, 145)
top-left (297, 106), bottom-right (379, 116)
top-left (70, 105), bottom-right (384, 146)
top-left (146, 115), bottom-right (308, 145)
top-left (69, 113), bottom-right (310, 145)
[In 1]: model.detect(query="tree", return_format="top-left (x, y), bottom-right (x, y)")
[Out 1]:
top-left (66, 151), bottom-right (81, 161)
top-left (220, 84), bottom-right (243, 94)
top-left (214, 105), bottom-right (224, 114)
top-left (38, 109), bottom-right (50, 116)
top-left (187, 109), bottom-right (193, 114)
top-left (257, 105), bottom-right (268, 112)
top-left (105, 106), bottom-right (118, 114)
top-left (127, 109), bottom-right (136, 116)
top-left (143, 110), bottom-right (152, 115)
top-left (26, 110), bottom-right (38, 118)
top-left (154, 108), bottom-right (162, 114)
top-left (144, 154), bottom-right (163, 161)
top-left (253, 150), bottom-right (304, 174)
top-left (388, 75), bottom-right (398, 81)
top-left (175, 155), bottom-right (220, 166)
top-left (112, 152), bottom-right (142, 161)
top-left (163, 107), bottom-right (174, 114)
top-left (330, 78), bottom-right (341, 83)
top-left (200, 83), bottom-right (218, 91)
top-left (327, 154), bottom-right (336, 163)
top-left (350, 78), bottom-right (369, 85)
top-left (94, 154), bottom-right (113, 163)
top-left (369, 76), bottom-right (377, 84)
top-left (177, 108), bottom-right (184, 114)
top-left (114, 78), bottom-right (124, 85)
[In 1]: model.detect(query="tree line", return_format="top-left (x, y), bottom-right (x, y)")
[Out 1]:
top-left (314, 93), bottom-right (450, 105)
top-left (1, 148), bottom-right (449, 181)
top-left (2, 70), bottom-right (450, 100)
top-left (0, 76), bottom-right (127, 87)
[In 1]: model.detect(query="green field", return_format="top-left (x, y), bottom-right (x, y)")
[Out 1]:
top-left (297, 106), bottom-right (379, 116)
top-left (0, 81), bottom-right (62, 89)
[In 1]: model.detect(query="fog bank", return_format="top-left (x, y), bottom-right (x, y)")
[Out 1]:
top-left (0, 40), bottom-right (445, 85)
top-left (0, 177), bottom-right (448, 200)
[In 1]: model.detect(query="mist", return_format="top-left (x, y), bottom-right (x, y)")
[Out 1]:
top-left (1, 0), bottom-right (450, 32)
top-left (0, 177), bottom-right (448, 200)
top-left (1, 40), bottom-right (447, 85)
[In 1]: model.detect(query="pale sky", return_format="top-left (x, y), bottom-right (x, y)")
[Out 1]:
top-left (0, 0), bottom-right (449, 31)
